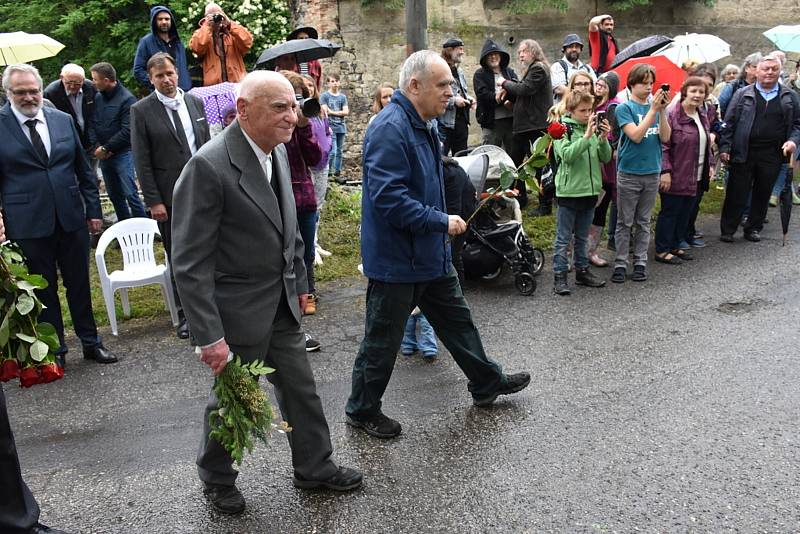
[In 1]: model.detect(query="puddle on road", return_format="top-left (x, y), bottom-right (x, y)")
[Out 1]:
top-left (716, 298), bottom-right (767, 315)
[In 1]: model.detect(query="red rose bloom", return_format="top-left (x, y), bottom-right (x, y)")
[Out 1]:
top-left (0, 360), bottom-right (21, 382)
top-left (547, 121), bottom-right (567, 140)
top-left (38, 363), bottom-right (64, 384)
top-left (19, 366), bottom-right (42, 388)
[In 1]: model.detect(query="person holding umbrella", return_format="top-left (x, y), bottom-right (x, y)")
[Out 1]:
top-left (189, 2), bottom-right (253, 86)
top-left (287, 26), bottom-right (323, 91)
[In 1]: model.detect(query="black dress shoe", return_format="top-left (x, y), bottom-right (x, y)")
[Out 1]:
top-left (83, 344), bottom-right (118, 364)
top-left (744, 231), bottom-right (761, 242)
top-left (720, 234), bottom-right (734, 243)
top-left (28, 522), bottom-right (67, 534)
top-left (176, 318), bottom-right (190, 339)
top-left (293, 466), bottom-right (363, 491)
top-left (203, 483), bottom-right (246, 514)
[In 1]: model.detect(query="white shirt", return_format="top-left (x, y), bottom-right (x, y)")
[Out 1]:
top-left (155, 89), bottom-right (198, 155)
top-left (11, 105), bottom-right (51, 157)
top-left (687, 111), bottom-right (707, 182)
top-left (240, 127), bottom-right (273, 184)
top-left (67, 87), bottom-right (84, 131)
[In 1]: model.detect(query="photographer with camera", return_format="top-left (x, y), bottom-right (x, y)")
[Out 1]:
top-left (188, 2), bottom-right (252, 86)
top-left (438, 37), bottom-right (476, 156)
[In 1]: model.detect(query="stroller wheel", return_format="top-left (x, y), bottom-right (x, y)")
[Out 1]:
top-left (531, 248), bottom-right (545, 275)
top-left (480, 265), bottom-right (503, 280)
top-left (514, 272), bottom-right (536, 296)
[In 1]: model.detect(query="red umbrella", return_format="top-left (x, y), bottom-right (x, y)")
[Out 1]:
top-left (611, 55), bottom-right (686, 97)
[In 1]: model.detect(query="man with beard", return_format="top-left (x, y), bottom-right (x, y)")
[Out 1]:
top-left (438, 37), bottom-right (475, 156)
top-left (133, 6), bottom-right (193, 92)
top-left (588, 14), bottom-right (619, 75)
top-left (0, 64), bottom-right (116, 369)
top-left (551, 34), bottom-right (596, 103)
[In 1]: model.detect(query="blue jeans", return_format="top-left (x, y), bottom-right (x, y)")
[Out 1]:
top-left (99, 151), bottom-right (146, 220)
top-left (553, 202), bottom-right (594, 274)
top-left (401, 312), bottom-right (437, 355)
top-left (771, 163), bottom-right (790, 197)
top-left (328, 131), bottom-right (346, 174)
top-left (655, 193), bottom-right (695, 254)
top-left (297, 210), bottom-right (318, 295)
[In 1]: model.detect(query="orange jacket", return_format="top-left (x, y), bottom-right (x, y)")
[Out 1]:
top-left (189, 20), bottom-right (253, 85)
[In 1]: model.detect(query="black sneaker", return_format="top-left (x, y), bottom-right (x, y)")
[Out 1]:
top-left (720, 234), bottom-right (734, 243)
top-left (305, 333), bottom-right (321, 352)
top-left (744, 230), bottom-right (761, 242)
top-left (293, 466), bottom-right (363, 491)
top-left (473, 372), bottom-right (531, 407)
top-left (575, 267), bottom-right (605, 288)
top-left (631, 264), bottom-right (648, 282)
top-left (553, 272), bottom-right (571, 295)
top-left (346, 412), bottom-right (402, 438)
top-left (203, 483), bottom-right (246, 514)
top-left (611, 266), bottom-right (626, 283)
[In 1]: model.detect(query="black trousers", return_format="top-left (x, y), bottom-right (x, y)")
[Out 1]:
top-left (0, 386), bottom-right (40, 532)
top-left (15, 222), bottom-right (100, 354)
top-left (720, 148), bottom-right (782, 236)
top-left (511, 129), bottom-right (547, 209)
top-left (157, 206), bottom-right (184, 318)
top-left (442, 112), bottom-right (469, 156)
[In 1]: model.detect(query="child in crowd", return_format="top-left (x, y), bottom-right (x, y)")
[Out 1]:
top-left (552, 91), bottom-right (612, 295)
top-left (320, 74), bottom-right (349, 182)
top-left (401, 307), bottom-right (438, 360)
top-left (611, 64), bottom-right (670, 283)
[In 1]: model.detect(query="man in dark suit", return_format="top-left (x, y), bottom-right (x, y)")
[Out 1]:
top-left (131, 52), bottom-right (210, 339)
top-left (43, 63), bottom-right (96, 153)
top-left (0, 64), bottom-right (116, 368)
top-left (171, 70), bottom-right (362, 515)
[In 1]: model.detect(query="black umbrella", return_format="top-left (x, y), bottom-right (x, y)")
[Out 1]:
top-left (609, 35), bottom-right (673, 69)
top-left (256, 38), bottom-right (341, 69)
top-left (780, 156), bottom-right (794, 246)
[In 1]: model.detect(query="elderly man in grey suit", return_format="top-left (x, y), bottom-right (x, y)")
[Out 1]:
top-left (131, 52), bottom-right (210, 339)
top-left (171, 70), bottom-right (362, 515)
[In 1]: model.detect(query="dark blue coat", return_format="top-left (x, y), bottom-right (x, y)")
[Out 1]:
top-left (133, 6), bottom-right (193, 91)
top-left (0, 104), bottom-right (101, 239)
top-left (92, 82), bottom-right (137, 154)
top-left (361, 90), bottom-right (451, 283)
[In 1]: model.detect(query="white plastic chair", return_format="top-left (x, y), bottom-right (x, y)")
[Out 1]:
top-left (94, 218), bottom-right (179, 335)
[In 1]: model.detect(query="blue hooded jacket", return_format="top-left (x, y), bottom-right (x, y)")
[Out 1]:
top-left (133, 6), bottom-right (192, 91)
top-left (361, 90), bottom-right (452, 283)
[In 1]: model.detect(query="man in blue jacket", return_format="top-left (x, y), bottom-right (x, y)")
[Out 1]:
top-left (345, 50), bottom-right (531, 440)
top-left (90, 62), bottom-right (147, 221)
top-left (133, 6), bottom-right (193, 92)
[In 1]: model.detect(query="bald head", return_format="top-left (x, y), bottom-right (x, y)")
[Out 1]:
top-left (204, 2), bottom-right (223, 15)
top-left (236, 71), bottom-right (298, 153)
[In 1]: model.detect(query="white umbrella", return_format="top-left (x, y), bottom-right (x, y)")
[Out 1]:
top-left (653, 33), bottom-right (731, 66)
top-left (0, 32), bottom-right (65, 66)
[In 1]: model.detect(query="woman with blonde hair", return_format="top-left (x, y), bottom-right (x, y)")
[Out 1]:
top-left (549, 70), bottom-right (595, 121)
top-left (370, 82), bottom-right (394, 118)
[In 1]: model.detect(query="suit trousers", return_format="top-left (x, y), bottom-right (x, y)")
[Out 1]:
top-left (196, 292), bottom-right (337, 486)
top-left (157, 206), bottom-right (183, 317)
top-left (0, 385), bottom-right (40, 533)
top-left (720, 148), bottom-right (783, 236)
top-left (16, 222), bottom-right (100, 354)
top-left (345, 268), bottom-right (505, 420)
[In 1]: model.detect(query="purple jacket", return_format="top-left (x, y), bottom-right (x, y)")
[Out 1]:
top-left (661, 103), bottom-right (713, 197)
top-left (285, 124), bottom-right (322, 213)
top-left (308, 116), bottom-right (332, 171)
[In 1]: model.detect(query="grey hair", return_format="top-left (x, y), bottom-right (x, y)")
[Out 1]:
top-left (739, 52), bottom-right (763, 80)
top-left (518, 39), bottom-right (549, 69)
top-left (759, 53), bottom-right (782, 66)
top-left (399, 50), bottom-right (441, 93)
top-left (2, 63), bottom-right (43, 92)
top-left (60, 63), bottom-right (85, 77)
top-left (720, 63), bottom-right (740, 78)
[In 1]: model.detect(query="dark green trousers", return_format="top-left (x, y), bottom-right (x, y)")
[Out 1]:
top-left (346, 269), bottom-right (505, 419)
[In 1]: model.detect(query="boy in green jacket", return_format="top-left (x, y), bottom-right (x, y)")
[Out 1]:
top-left (552, 91), bottom-right (612, 295)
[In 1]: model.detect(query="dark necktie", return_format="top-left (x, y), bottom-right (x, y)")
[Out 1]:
top-left (171, 108), bottom-right (191, 154)
top-left (24, 119), bottom-right (48, 164)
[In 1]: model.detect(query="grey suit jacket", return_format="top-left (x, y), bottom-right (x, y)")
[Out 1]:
top-left (171, 121), bottom-right (307, 347)
top-left (131, 91), bottom-right (210, 208)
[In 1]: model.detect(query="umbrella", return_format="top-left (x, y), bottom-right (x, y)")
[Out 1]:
top-left (780, 156), bottom-right (794, 246)
top-left (653, 33), bottom-right (731, 66)
top-left (0, 32), bottom-right (65, 66)
top-left (764, 25), bottom-right (800, 53)
top-left (609, 35), bottom-right (673, 69)
top-left (256, 38), bottom-right (341, 69)
top-left (610, 55), bottom-right (686, 96)
top-left (189, 82), bottom-right (239, 126)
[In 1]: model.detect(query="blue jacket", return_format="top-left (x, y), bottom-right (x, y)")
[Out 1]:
top-left (361, 90), bottom-right (451, 283)
top-left (720, 83), bottom-right (800, 164)
top-left (93, 82), bottom-right (137, 155)
top-left (0, 105), bottom-right (101, 239)
top-left (133, 6), bottom-right (193, 91)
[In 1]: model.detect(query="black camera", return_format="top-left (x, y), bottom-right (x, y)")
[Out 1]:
top-left (296, 95), bottom-right (320, 118)
top-left (212, 13), bottom-right (224, 23)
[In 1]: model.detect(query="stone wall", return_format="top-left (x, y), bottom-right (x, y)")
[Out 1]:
top-left (297, 0), bottom-right (795, 171)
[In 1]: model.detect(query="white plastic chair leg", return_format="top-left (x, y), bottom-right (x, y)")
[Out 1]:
top-left (161, 277), bottom-right (179, 326)
top-left (119, 287), bottom-right (131, 317)
top-left (101, 285), bottom-right (119, 336)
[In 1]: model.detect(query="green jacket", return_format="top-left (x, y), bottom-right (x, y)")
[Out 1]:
top-left (553, 116), bottom-right (612, 198)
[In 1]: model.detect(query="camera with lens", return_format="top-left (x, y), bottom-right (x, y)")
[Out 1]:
top-left (295, 94), bottom-right (320, 118)
top-left (212, 13), bottom-right (224, 23)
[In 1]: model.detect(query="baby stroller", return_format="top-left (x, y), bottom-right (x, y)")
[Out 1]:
top-left (454, 147), bottom-right (545, 296)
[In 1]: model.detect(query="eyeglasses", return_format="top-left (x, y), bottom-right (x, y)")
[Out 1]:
top-left (9, 88), bottom-right (41, 96)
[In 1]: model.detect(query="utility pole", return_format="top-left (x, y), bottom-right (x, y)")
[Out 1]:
top-left (405, 0), bottom-right (427, 56)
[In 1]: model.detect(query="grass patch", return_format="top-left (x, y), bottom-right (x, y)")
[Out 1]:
top-left (315, 185), bottom-right (363, 282)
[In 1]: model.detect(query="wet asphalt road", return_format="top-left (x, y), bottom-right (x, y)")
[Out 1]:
top-left (6, 215), bottom-right (800, 533)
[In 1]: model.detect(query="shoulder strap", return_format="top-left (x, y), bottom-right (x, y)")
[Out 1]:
top-left (559, 60), bottom-right (569, 78)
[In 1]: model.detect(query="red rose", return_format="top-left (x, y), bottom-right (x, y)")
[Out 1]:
top-left (19, 366), bottom-right (42, 388)
top-left (547, 121), bottom-right (567, 140)
top-left (38, 363), bottom-right (64, 384)
top-left (0, 360), bottom-right (21, 382)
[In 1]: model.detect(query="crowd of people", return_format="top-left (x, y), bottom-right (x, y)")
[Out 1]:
top-left (2, 7), bottom-right (800, 532)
